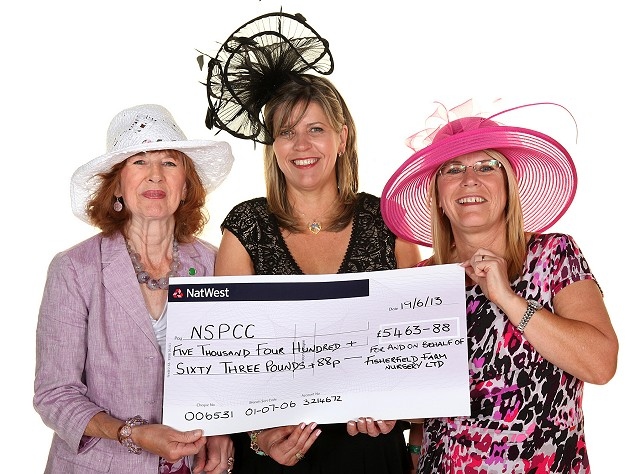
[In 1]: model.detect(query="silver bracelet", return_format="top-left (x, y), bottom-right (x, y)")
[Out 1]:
top-left (517, 300), bottom-right (542, 333)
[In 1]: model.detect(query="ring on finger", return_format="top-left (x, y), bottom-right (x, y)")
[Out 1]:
top-left (226, 470), bottom-right (232, 474)
top-left (227, 457), bottom-right (234, 466)
top-left (295, 451), bottom-right (305, 461)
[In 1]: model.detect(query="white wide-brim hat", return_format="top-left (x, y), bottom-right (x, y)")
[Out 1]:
top-left (71, 104), bottom-right (234, 223)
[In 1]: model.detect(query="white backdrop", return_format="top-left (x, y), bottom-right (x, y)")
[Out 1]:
top-left (3, 1), bottom-right (634, 471)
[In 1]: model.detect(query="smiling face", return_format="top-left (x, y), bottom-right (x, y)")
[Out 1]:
top-left (272, 101), bottom-right (347, 194)
top-left (436, 150), bottom-right (508, 237)
top-left (116, 150), bottom-right (187, 222)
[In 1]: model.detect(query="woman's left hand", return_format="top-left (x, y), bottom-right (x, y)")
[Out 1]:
top-left (346, 418), bottom-right (396, 437)
top-left (463, 247), bottom-right (618, 385)
top-left (461, 248), bottom-right (513, 305)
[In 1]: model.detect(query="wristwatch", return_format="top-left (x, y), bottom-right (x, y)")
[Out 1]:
top-left (117, 415), bottom-right (149, 454)
top-left (517, 300), bottom-right (542, 333)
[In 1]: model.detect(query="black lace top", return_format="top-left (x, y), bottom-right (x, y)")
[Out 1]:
top-left (221, 192), bottom-right (411, 473)
top-left (221, 192), bottom-right (399, 274)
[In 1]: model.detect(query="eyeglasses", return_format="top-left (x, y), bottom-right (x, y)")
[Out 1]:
top-left (437, 159), bottom-right (503, 179)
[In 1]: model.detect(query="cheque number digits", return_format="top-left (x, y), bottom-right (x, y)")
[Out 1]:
top-left (185, 410), bottom-right (233, 421)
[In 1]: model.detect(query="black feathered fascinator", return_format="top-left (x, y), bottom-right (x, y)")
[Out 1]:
top-left (197, 11), bottom-right (334, 145)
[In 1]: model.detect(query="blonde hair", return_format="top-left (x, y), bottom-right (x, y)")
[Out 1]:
top-left (429, 150), bottom-right (527, 280)
top-left (262, 75), bottom-right (358, 232)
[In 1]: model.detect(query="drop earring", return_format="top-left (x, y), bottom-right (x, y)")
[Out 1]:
top-left (113, 197), bottom-right (123, 212)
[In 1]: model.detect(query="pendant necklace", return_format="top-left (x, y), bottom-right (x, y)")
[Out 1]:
top-left (298, 195), bottom-right (339, 235)
top-left (308, 220), bottom-right (322, 235)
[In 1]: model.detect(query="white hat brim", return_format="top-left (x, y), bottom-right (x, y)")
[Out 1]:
top-left (71, 139), bottom-right (234, 223)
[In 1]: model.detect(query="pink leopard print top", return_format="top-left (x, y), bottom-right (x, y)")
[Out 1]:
top-left (417, 233), bottom-right (596, 474)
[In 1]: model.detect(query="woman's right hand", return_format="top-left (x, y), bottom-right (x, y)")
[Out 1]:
top-left (134, 423), bottom-right (206, 462)
top-left (192, 434), bottom-right (234, 474)
top-left (256, 424), bottom-right (321, 466)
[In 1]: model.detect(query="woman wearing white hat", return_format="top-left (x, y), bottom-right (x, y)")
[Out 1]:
top-left (381, 101), bottom-right (619, 473)
top-left (34, 104), bottom-right (235, 473)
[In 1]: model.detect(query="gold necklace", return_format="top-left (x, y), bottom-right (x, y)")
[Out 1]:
top-left (297, 196), bottom-right (339, 235)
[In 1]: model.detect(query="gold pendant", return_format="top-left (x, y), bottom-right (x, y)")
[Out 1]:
top-left (308, 221), bottom-right (322, 234)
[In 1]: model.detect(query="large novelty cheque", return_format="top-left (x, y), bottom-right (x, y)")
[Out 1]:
top-left (163, 264), bottom-right (470, 435)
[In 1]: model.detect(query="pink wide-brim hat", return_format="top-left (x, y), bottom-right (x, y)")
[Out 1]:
top-left (380, 106), bottom-right (577, 247)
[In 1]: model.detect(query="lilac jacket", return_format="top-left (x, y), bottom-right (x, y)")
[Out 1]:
top-left (34, 232), bottom-right (216, 473)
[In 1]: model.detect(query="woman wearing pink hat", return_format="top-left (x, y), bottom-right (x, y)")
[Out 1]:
top-left (34, 104), bottom-right (235, 473)
top-left (381, 101), bottom-right (618, 473)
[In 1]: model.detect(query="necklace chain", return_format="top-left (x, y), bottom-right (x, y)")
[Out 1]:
top-left (297, 195), bottom-right (339, 235)
top-left (126, 239), bottom-right (180, 290)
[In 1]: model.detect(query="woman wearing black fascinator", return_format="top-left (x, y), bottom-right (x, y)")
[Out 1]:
top-left (195, 11), bottom-right (421, 474)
